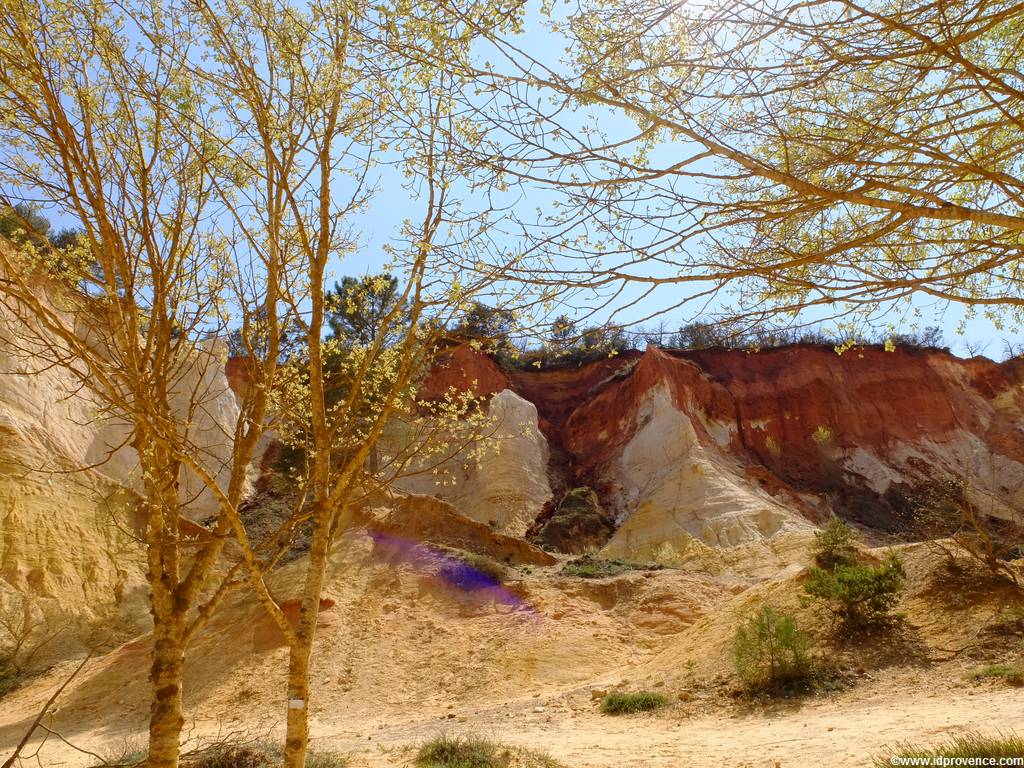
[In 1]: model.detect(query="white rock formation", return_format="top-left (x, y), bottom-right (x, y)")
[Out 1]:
top-left (601, 385), bottom-right (809, 559)
top-left (0, 300), bottom-right (243, 519)
top-left (392, 389), bottom-right (553, 536)
top-left (0, 273), bottom-right (247, 629)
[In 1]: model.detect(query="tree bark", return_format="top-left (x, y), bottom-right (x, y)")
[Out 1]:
top-left (147, 616), bottom-right (186, 768)
top-left (281, 502), bottom-right (332, 768)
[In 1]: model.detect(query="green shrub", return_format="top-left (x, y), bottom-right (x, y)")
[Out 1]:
top-left (433, 547), bottom-right (507, 587)
top-left (415, 735), bottom-right (502, 768)
top-left (971, 664), bottom-right (1024, 686)
top-left (876, 732), bottom-right (1024, 766)
top-left (561, 555), bottom-right (663, 578)
top-left (303, 752), bottom-right (348, 768)
top-left (812, 518), bottom-right (860, 569)
top-left (95, 741), bottom-right (347, 768)
top-left (731, 606), bottom-right (812, 692)
top-left (802, 551), bottom-right (906, 628)
top-left (599, 691), bottom-right (668, 715)
top-left (414, 735), bottom-right (561, 768)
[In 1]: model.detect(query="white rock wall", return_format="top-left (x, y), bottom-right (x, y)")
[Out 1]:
top-left (393, 389), bottom-right (553, 537)
top-left (601, 385), bottom-right (809, 559)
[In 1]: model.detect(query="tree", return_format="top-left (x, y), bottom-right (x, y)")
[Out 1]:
top-left (182, 3), bottom-right (530, 767)
top-left (547, 314), bottom-right (577, 354)
top-left (326, 274), bottom-right (410, 348)
top-left (731, 606), bottom-right (811, 692)
top-left (0, 1), bottom-right (292, 764)
top-left (0, 204), bottom-right (49, 249)
top-left (803, 552), bottom-right (907, 629)
top-left (456, 0), bottom-right (1024, 331)
top-left (450, 301), bottom-right (516, 348)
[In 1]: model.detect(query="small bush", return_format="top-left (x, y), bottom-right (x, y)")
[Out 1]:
top-left (0, 595), bottom-right (61, 700)
top-left (414, 735), bottom-right (561, 768)
top-left (876, 732), bottom-right (1024, 766)
top-left (802, 551), bottom-right (906, 629)
top-left (599, 691), bottom-right (668, 715)
top-left (96, 741), bottom-right (347, 768)
top-left (811, 424), bottom-right (836, 448)
top-left (971, 664), bottom-right (1024, 686)
top-left (303, 752), bottom-right (348, 768)
top-left (415, 735), bottom-right (501, 768)
top-left (731, 606), bottom-right (812, 692)
top-left (188, 745), bottom-right (270, 768)
top-left (812, 518), bottom-right (860, 569)
top-left (99, 740), bottom-right (148, 767)
top-left (561, 555), bottom-right (663, 579)
top-left (433, 547), bottom-right (506, 590)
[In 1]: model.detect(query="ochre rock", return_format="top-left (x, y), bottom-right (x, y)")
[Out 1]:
top-left (0, 269), bottom-right (256, 632)
top-left (426, 343), bottom-right (1024, 559)
top-left (392, 388), bottom-right (553, 537)
top-left (418, 344), bottom-right (511, 401)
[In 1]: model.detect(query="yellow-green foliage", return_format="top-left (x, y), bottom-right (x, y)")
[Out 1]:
top-left (811, 424), bottom-right (835, 447)
top-left (731, 605), bottom-right (811, 691)
top-left (812, 518), bottom-right (860, 569)
top-left (803, 552), bottom-right (906, 628)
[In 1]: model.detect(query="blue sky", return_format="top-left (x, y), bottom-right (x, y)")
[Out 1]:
top-left (333, 1), bottom-right (1022, 358)
top-left (26, 0), bottom-right (1022, 359)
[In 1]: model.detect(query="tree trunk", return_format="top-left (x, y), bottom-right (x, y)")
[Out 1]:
top-left (283, 636), bottom-right (314, 768)
top-left (281, 502), bottom-right (332, 768)
top-left (141, 440), bottom-right (187, 768)
top-left (147, 616), bottom-right (186, 768)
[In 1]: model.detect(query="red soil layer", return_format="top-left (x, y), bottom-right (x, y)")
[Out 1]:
top-left (682, 345), bottom-right (1024, 485)
top-left (225, 355), bottom-right (253, 398)
top-left (235, 343), bottom-right (1024, 522)
top-left (504, 352), bottom-right (641, 439)
top-left (417, 345), bottom-right (512, 401)
top-left (428, 344), bottom-right (1024, 507)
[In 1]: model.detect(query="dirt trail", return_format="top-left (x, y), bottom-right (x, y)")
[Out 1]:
top-left (329, 685), bottom-right (1019, 768)
top-left (10, 683), bottom-right (1015, 768)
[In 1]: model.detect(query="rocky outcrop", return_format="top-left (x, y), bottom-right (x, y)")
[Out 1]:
top-left (417, 344), bottom-right (511, 401)
top-left (358, 492), bottom-right (556, 566)
top-left (392, 389), bottom-right (553, 536)
top-left (431, 344), bottom-right (1024, 558)
top-left (530, 487), bottom-right (616, 554)
top-left (683, 345), bottom-right (1024, 529)
top-left (0, 303), bottom-right (244, 519)
top-left (0, 299), bottom-right (149, 630)
top-left (0, 272), bottom-right (251, 632)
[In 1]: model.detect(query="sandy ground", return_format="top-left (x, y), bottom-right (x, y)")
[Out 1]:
top-left (2, 535), bottom-right (1022, 768)
top-left (6, 679), bottom-right (1021, 768)
top-left (334, 685), bottom-right (1022, 768)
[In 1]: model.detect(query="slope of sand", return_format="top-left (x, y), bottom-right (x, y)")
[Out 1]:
top-left (2, 530), bottom-right (1021, 768)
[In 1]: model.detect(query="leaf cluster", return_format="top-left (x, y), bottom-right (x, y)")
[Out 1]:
top-left (731, 605), bottom-right (812, 692)
top-left (802, 552), bottom-right (906, 629)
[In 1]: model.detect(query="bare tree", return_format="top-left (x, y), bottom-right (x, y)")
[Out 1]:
top-left (0, 594), bottom-right (61, 695)
top-left (436, 0), bottom-right (1024, 331)
top-left (0, 1), bottom-right (290, 764)
top-left (182, 1), bottom-right (531, 763)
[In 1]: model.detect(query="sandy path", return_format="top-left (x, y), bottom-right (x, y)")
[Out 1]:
top-left (2, 677), bottom-right (1018, 767)
top-left (323, 685), bottom-right (1020, 768)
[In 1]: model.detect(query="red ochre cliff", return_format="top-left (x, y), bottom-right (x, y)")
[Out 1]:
top-left (420, 343), bottom-right (1024, 554)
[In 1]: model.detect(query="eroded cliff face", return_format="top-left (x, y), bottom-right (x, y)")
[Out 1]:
top-left (6, 319), bottom-right (1023, 635)
top-left (0, 275), bottom-right (249, 637)
top-left (390, 389), bottom-right (553, 537)
top-left (0, 295), bottom-right (145, 638)
top-left (419, 343), bottom-right (1024, 560)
